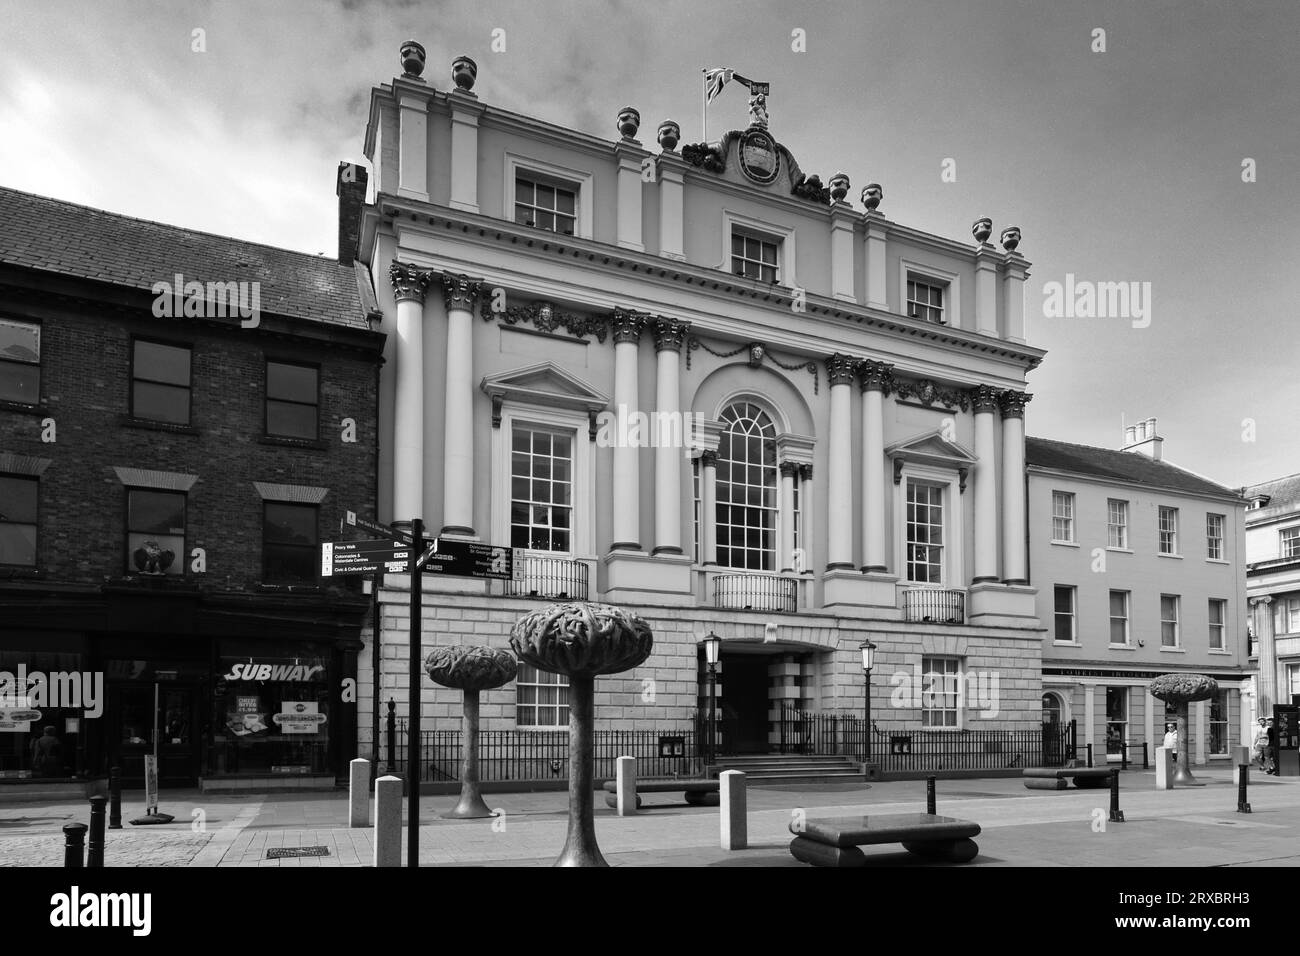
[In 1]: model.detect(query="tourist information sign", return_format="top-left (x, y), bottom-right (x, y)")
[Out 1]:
top-left (320, 539), bottom-right (413, 577)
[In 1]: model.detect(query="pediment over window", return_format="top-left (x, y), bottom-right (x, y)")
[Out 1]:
top-left (480, 363), bottom-right (610, 424)
top-left (886, 430), bottom-right (979, 489)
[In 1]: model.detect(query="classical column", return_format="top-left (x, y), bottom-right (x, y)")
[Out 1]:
top-left (826, 354), bottom-right (858, 570)
top-left (999, 390), bottom-right (1031, 585)
top-left (779, 462), bottom-right (798, 572)
top-left (440, 273), bottom-right (481, 535)
top-left (652, 317), bottom-right (689, 555)
top-left (971, 385), bottom-right (1001, 583)
top-left (388, 262), bottom-right (431, 522)
top-left (610, 309), bottom-right (644, 551)
top-left (798, 464), bottom-right (814, 574)
top-left (858, 360), bottom-right (893, 573)
top-left (700, 450), bottom-right (718, 566)
top-left (1252, 596), bottom-right (1277, 715)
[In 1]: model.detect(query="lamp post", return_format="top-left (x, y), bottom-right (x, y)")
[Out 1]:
top-left (859, 639), bottom-right (876, 765)
top-left (704, 631), bottom-right (721, 768)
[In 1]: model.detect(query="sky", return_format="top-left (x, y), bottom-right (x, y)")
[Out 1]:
top-left (1, 0), bottom-right (1297, 488)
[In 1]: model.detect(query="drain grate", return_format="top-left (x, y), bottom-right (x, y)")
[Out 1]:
top-left (266, 846), bottom-right (331, 859)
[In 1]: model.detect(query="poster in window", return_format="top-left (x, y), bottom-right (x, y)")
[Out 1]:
top-left (274, 701), bottom-right (327, 734)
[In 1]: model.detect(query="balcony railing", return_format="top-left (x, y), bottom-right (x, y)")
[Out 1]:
top-left (505, 556), bottom-right (589, 601)
top-left (713, 573), bottom-right (798, 613)
top-left (902, 588), bottom-right (965, 625)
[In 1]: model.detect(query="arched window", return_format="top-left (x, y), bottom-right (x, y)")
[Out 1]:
top-left (1041, 693), bottom-right (1062, 726)
top-left (716, 402), bottom-right (777, 570)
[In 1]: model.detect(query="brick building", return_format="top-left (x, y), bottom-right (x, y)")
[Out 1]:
top-left (350, 44), bottom-right (1049, 779)
top-left (0, 184), bottom-right (386, 790)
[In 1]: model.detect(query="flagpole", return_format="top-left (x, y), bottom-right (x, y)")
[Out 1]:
top-left (701, 69), bottom-right (707, 143)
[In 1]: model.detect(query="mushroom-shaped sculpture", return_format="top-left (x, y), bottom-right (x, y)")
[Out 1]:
top-left (510, 602), bottom-right (654, 866)
top-left (1149, 673), bottom-right (1219, 786)
top-left (424, 645), bottom-right (518, 818)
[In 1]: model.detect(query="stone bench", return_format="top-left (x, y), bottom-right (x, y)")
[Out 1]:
top-left (602, 779), bottom-right (719, 809)
top-left (1022, 767), bottom-right (1114, 791)
top-left (789, 812), bottom-right (981, 867)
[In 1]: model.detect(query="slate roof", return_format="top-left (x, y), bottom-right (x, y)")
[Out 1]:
top-left (1025, 436), bottom-right (1239, 500)
top-left (0, 186), bottom-right (370, 329)
top-left (1243, 473), bottom-right (1300, 520)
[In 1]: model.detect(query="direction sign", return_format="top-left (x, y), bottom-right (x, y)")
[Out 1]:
top-left (321, 538), bottom-right (413, 577)
top-left (419, 539), bottom-right (519, 580)
top-left (342, 510), bottom-right (413, 545)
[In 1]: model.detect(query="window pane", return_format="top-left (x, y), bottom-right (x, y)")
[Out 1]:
top-left (0, 476), bottom-right (38, 523)
top-left (132, 381), bottom-right (190, 424)
top-left (264, 503), bottom-right (317, 546)
top-left (267, 363), bottom-right (317, 403)
top-left (0, 523), bottom-right (36, 566)
top-left (134, 341), bottom-right (190, 386)
top-left (556, 190), bottom-right (575, 215)
top-left (263, 543), bottom-right (316, 584)
top-left (267, 401), bottom-right (318, 439)
top-left (515, 179), bottom-right (533, 204)
top-left (128, 490), bottom-right (184, 535)
top-left (0, 362), bottom-right (40, 404)
top-left (0, 319), bottom-right (40, 362)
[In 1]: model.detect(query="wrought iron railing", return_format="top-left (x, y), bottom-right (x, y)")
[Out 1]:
top-left (504, 556), bottom-right (589, 601)
top-left (713, 573), bottom-right (798, 613)
top-left (902, 587), bottom-right (966, 624)
top-left (390, 725), bottom-right (701, 782)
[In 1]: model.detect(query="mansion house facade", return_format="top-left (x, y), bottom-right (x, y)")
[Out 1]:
top-left (350, 44), bottom-right (1048, 759)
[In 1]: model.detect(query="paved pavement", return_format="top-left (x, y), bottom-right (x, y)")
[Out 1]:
top-left (2, 768), bottom-right (1298, 867)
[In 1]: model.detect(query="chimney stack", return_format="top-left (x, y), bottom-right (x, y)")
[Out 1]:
top-left (1120, 417), bottom-right (1163, 461)
top-left (336, 162), bottom-right (369, 266)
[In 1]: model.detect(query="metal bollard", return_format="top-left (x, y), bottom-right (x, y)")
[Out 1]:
top-left (87, 795), bottom-right (107, 867)
top-left (1121, 743), bottom-right (1128, 771)
top-left (1237, 764), bottom-right (1251, 814)
top-left (386, 698), bottom-right (397, 774)
top-left (1108, 769), bottom-right (1125, 823)
top-left (63, 823), bottom-right (87, 868)
top-left (1086, 743), bottom-right (1094, 768)
top-left (109, 766), bottom-right (122, 829)
top-left (1142, 743), bottom-right (1149, 770)
top-left (926, 775), bottom-right (936, 815)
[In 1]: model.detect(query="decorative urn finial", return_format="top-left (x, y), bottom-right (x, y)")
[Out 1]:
top-left (1000, 225), bottom-right (1022, 252)
top-left (861, 183), bottom-right (883, 211)
top-left (617, 107), bottom-right (641, 140)
top-left (972, 217), bottom-right (993, 244)
top-left (657, 119), bottom-right (680, 152)
top-left (400, 40), bottom-right (426, 79)
top-left (451, 55), bottom-right (477, 92)
top-left (829, 172), bottom-right (850, 203)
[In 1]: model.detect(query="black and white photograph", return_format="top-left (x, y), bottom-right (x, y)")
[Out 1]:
top-left (0, 0), bottom-right (1296, 934)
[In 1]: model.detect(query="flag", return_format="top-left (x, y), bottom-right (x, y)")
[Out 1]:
top-left (703, 67), bottom-right (734, 103)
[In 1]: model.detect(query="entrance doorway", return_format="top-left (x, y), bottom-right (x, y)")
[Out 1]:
top-left (108, 683), bottom-right (201, 787)
top-left (720, 654), bottom-right (770, 754)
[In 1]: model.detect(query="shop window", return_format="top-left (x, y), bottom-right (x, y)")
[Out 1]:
top-left (126, 488), bottom-right (185, 576)
top-left (263, 502), bottom-right (318, 584)
top-left (1209, 692), bottom-right (1228, 756)
top-left (1106, 687), bottom-right (1128, 759)
top-left (212, 649), bottom-right (332, 776)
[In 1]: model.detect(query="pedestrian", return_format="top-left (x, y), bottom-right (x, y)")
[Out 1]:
top-left (1266, 718), bottom-right (1279, 775)
top-left (1162, 722), bottom-right (1178, 751)
top-left (1253, 717), bottom-right (1270, 770)
top-left (29, 726), bottom-right (63, 778)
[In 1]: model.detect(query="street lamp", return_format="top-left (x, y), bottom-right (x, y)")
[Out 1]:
top-left (704, 632), bottom-right (722, 768)
top-left (859, 639), bottom-right (876, 766)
